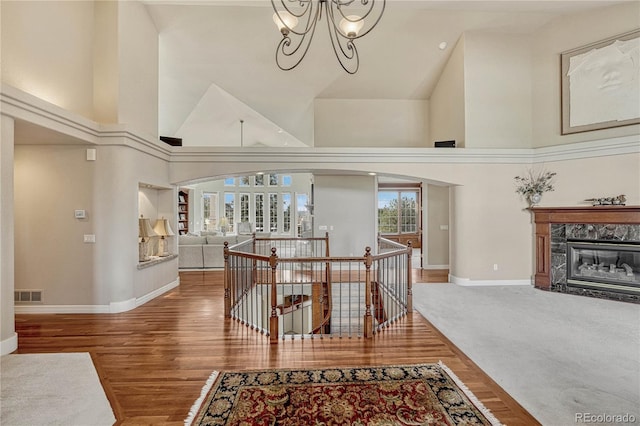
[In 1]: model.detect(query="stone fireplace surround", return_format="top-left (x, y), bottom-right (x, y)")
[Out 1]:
top-left (531, 206), bottom-right (640, 304)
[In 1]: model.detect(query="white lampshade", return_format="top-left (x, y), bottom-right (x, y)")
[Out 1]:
top-left (139, 217), bottom-right (157, 239)
top-left (339, 15), bottom-right (364, 38)
top-left (273, 11), bottom-right (298, 35)
top-left (153, 218), bottom-right (175, 237)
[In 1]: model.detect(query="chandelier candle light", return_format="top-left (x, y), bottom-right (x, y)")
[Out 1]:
top-left (271, 0), bottom-right (386, 74)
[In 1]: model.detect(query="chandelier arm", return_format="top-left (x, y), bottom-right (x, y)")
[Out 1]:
top-left (275, 12), bottom-right (320, 71)
top-left (325, 6), bottom-right (358, 74)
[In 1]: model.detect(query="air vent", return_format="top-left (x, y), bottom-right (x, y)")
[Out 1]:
top-left (14, 290), bottom-right (43, 304)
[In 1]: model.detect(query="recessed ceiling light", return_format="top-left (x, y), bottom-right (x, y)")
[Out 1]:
top-left (438, 41), bottom-right (448, 50)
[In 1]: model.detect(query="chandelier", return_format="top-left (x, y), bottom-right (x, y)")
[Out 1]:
top-left (271, 0), bottom-right (386, 74)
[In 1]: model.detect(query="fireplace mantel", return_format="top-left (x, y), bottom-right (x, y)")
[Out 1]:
top-left (531, 206), bottom-right (640, 302)
top-left (531, 206), bottom-right (640, 225)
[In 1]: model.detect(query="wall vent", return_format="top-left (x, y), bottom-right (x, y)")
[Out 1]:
top-left (14, 290), bottom-right (43, 304)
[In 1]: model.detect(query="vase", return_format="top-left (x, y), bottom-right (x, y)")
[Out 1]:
top-left (529, 193), bottom-right (542, 206)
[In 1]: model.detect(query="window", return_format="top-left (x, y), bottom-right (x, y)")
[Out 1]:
top-left (269, 193), bottom-right (278, 233)
top-left (224, 192), bottom-right (235, 233)
top-left (255, 174), bottom-right (264, 186)
top-left (282, 175), bottom-right (292, 186)
top-left (224, 177), bottom-right (235, 186)
top-left (202, 192), bottom-right (219, 231)
top-left (378, 190), bottom-right (419, 234)
top-left (239, 176), bottom-right (250, 186)
top-left (282, 193), bottom-right (291, 234)
top-left (296, 193), bottom-right (310, 236)
top-left (269, 173), bottom-right (278, 186)
top-left (239, 193), bottom-right (250, 224)
top-left (255, 193), bottom-right (265, 232)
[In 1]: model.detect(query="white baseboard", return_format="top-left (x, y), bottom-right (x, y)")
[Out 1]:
top-left (14, 278), bottom-right (181, 314)
top-left (422, 264), bottom-right (449, 270)
top-left (109, 298), bottom-right (136, 313)
top-left (135, 278), bottom-right (180, 308)
top-left (1, 332), bottom-right (18, 355)
top-left (449, 274), bottom-right (532, 287)
top-left (15, 304), bottom-right (111, 314)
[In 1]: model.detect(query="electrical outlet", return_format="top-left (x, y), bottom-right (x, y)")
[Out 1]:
top-left (84, 234), bottom-right (96, 243)
top-left (319, 225), bottom-right (327, 230)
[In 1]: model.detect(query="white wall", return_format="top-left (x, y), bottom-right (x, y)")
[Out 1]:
top-left (429, 35), bottom-right (466, 148)
top-left (1, 1), bottom-right (96, 119)
top-left (425, 184), bottom-right (449, 267)
top-left (1, 116), bottom-right (17, 354)
top-left (14, 145), bottom-right (100, 305)
top-left (531, 2), bottom-right (640, 147)
top-left (463, 32), bottom-right (533, 148)
top-left (1, 1), bottom-right (160, 138)
top-left (313, 175), bottom-right (376, 257)
top-left (117, 1), bottom-right (159, 138)
top-left (314, 99), bottom-right (429, 148)
top-left (93, 0), bottom-right (119, 124)
top-left (12, 141), bottom-right (177, 310)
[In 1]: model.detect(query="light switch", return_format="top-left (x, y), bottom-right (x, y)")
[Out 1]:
top-left (84, 234), bottom-right (96, 243)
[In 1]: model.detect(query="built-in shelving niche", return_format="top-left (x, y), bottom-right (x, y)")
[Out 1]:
top-left (138, 183), bottom-right (177, 263)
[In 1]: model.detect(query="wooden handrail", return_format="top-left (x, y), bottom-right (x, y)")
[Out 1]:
top-left (223, 233), bottom-right (411, 342)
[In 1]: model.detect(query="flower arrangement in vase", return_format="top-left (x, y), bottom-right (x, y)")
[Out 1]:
top-left (514, 169), bottom-right (557, 206)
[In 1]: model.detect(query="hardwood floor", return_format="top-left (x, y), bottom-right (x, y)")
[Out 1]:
top-left (14, 270), bottom-right (539, 425)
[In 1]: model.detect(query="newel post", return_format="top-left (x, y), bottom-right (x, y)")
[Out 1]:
top-left (269, 247), bottom-right (279, 344)
top-left (406, 240), bottom-right (413, 312)
top-left (223, 242), bottom-right (231, 318)
top-left (363, 247), bottom-right (373, 338)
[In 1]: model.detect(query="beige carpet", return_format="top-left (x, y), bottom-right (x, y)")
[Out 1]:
top-left (1, 352), bottom-right (115, 426)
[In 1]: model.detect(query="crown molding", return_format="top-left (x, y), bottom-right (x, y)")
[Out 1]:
top-left (3, 83), bottom-right (638, 166)
top-left (1, 84), bottom-right (171, 161)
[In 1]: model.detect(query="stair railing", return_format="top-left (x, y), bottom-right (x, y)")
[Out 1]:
top-left (224, 233), bottom-right (411, 343)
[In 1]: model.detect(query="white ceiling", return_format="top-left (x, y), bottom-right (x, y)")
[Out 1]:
top-left (144, 0), bottom-right (623, 147)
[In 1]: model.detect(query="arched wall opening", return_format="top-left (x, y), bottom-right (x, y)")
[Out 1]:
top-left (172, 167), bottom-right (453, 269)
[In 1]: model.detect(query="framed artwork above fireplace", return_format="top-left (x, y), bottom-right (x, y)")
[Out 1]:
top-left (561, 29), bottom-right (640, 135)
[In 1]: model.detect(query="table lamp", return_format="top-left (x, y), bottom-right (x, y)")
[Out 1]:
top-left (153, 217), bottom-right (175, 257)
top-left (138, 216), bottom-right (157, 261)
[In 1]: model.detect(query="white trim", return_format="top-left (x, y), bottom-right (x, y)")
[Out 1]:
top-left (15, 304), bottom-right (111, 314)
top-left (449, 274), bottom-right (532, 287)
top-left (169, 135), bottom-right (639, 165)
top-left (14, 279), bottom-right (181, 314)
top-left (3, 83), bottom-right (637, 168)
top-left (0, 84), bottom-right (171, 161)
top-left (1, 332), bottom-right (18, 355)
top-left (422, 264), bottom-right (449, 270)
top-left (110, 298), bottom-right (136, 313)
top-left (136, 278), bottom-right (180, 308)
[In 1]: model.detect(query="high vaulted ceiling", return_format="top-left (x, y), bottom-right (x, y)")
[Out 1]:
top-left (144, 0), bottom-right (624, 147)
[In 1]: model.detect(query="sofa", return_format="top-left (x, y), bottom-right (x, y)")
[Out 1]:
top-left (178, 231), bottom-right (270, 269)
top-left (178, 234), bottom-right (247, 269)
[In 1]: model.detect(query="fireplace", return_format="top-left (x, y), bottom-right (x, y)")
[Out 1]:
top-left (567, 240), bottom-right (640, 295)
top-left (531, 206), bottom-right (640, 303)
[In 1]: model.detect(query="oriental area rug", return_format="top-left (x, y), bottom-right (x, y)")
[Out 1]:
top-left (185, 362), bottom-right (503, 425)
